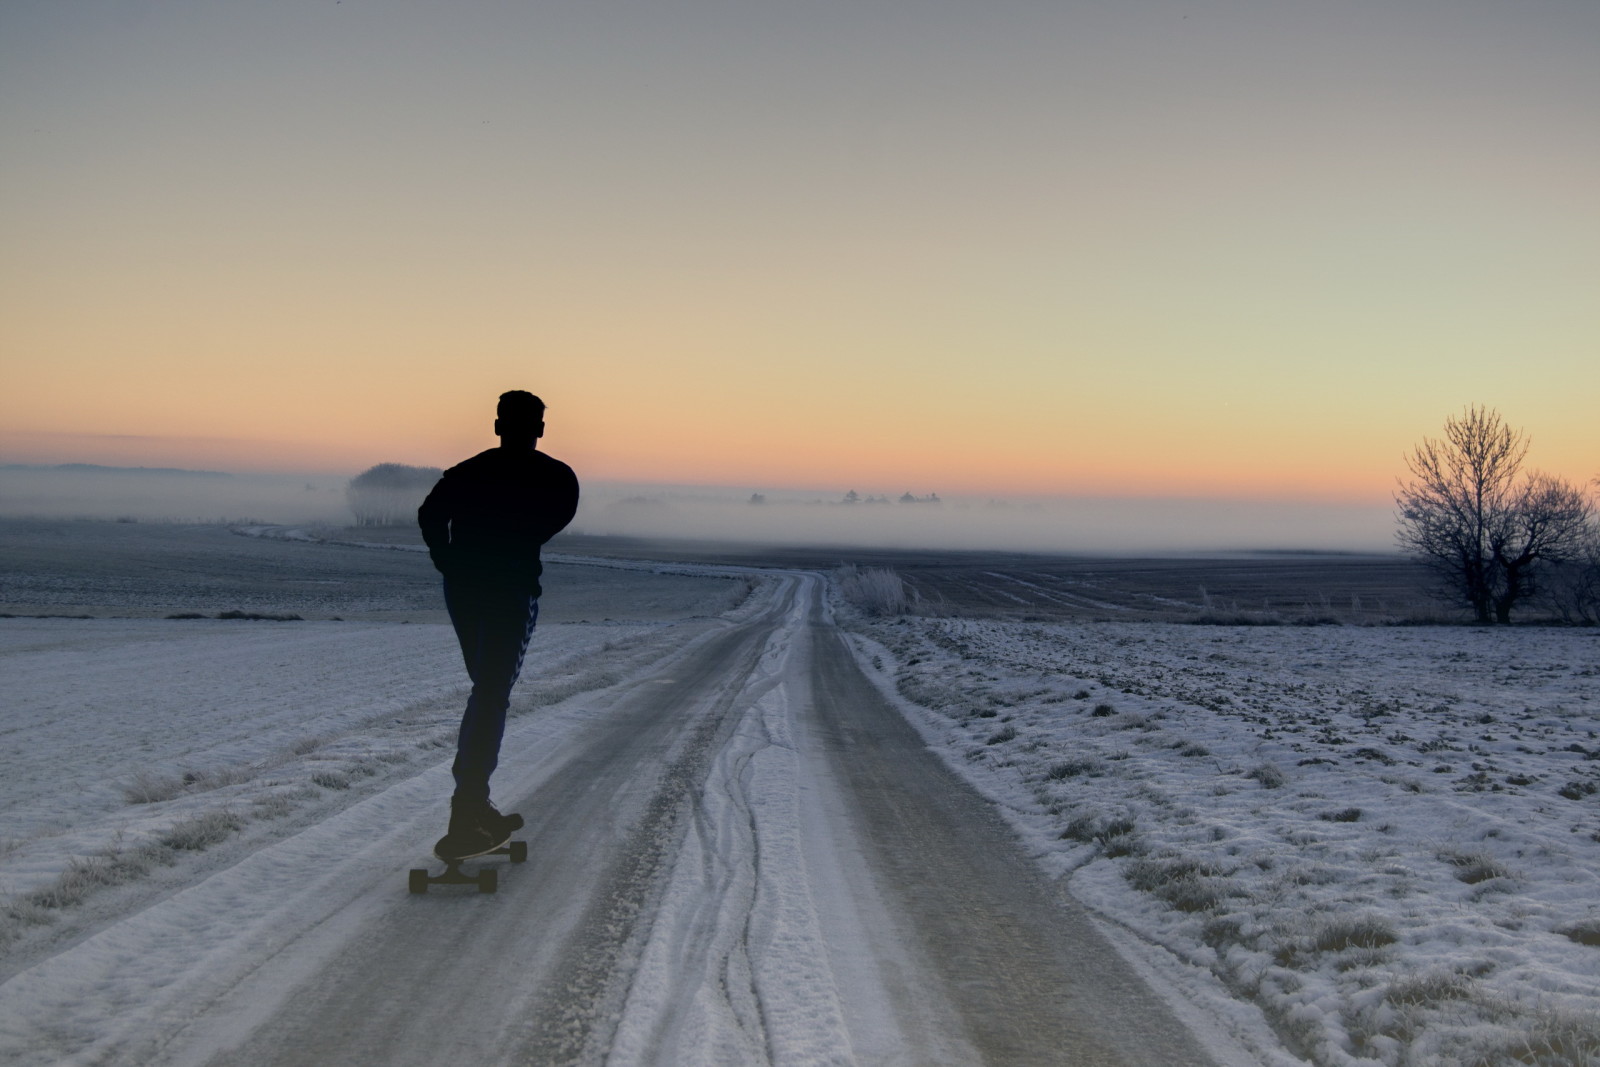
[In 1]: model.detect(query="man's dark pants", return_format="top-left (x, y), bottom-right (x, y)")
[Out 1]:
top-left (442, 577), bottom-right (539, 804)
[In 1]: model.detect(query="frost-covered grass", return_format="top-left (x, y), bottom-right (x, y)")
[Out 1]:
top-left (834, 564), bottom-right (910, 616)
top-left (841, 606), bottom-right (1600, 1067)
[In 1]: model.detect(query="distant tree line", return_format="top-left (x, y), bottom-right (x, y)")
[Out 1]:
top-left (1396, 406), bottom-right (1597, 624)
top-left (346, 463), bottom-right (442, 526)
top-left (841, 489), bottom-right (939, 505)
top-left (747, 490), bottom-right (946, 506)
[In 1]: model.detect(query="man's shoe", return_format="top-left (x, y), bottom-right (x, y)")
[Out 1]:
top-left (482, 800), bottom-right (524, 839)
top-left (433, 797), bottom-right (523, 862)
top-left (433, 824), bottom-right (497, 862)
top-left (434, 797), bottom-right (500, 861)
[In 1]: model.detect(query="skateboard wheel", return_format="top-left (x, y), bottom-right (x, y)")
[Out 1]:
top-left (479, 868), bottom-right (498, 894)
top-left (509, 840), bottom-right (527, 863)
top-left (409, 869), bottom-right (429, 894)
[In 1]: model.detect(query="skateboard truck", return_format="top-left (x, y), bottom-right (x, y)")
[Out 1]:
top-left (409, 839), bottom-right (527, 894)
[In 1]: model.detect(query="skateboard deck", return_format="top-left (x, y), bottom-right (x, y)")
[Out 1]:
top-left (409, 837), bottom-right (527, 894)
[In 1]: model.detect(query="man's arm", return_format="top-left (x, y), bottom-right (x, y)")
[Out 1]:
top-left (538, 464), bottom-right (580, 545)
top-left (417, 473), bottom-right (455, 574)
top-left (524, 462), bottom-right (579, 547)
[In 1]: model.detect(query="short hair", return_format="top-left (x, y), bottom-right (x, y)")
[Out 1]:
top-left (497, 390), bottom-right (545, 424)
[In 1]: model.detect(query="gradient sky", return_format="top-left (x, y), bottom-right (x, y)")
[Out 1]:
top-left (3, 0), bottom-right (1596, 506)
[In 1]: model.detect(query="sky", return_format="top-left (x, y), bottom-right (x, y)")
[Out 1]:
top-left (2, 0), bottom-right (1596, 529)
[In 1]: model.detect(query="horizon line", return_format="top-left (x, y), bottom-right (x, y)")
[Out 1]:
top-left (0, 462), bottom-right (1401, 508)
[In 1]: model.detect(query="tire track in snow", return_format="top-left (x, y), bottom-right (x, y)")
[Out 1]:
top-left (609, 577), bottom-right (854, 1066)
top-left (511, 606), bottom-right (788, 1063)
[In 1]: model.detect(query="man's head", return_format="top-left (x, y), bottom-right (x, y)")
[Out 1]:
top-left (495, 390), bottom-right (545, 447)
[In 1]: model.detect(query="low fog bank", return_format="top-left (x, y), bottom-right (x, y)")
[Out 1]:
top-left (0, 467), bottom-right (1396, 552)
top-left (576, 485), bottom-right (1396, 554)
top-left (0, 466), bottom-right (351, 524)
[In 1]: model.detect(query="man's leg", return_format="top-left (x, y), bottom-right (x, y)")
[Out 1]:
top-left (443, 579), bottom-right (539, 805)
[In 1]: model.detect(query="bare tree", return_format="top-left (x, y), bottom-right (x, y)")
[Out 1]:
top-left (1491, 472), bottom-right (1592, 622)
top-left (1546, 477), bottom-right (1600, 625)
top-left (1395, 407), bottom-right (1590, 623)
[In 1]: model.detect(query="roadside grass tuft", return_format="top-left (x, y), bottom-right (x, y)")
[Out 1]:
top-left (1247, 762), bottom-right (1286, 787)
top-left (1, 898), bottom-right (54, 941)
top-left (1438, 848), bottom-right (1515, 885)
top-left (311, 769), bottom-right (352, 790)
top-left (25, 848), bottom-right (169, 910)
top-left (1102, 835), bottom-right (1141, 858)
top-left (1098, 817), bottom-right (1142, 857)
top-left (833, 565), bottom-right (908, 617)
top-left (1046, 758), bottom-right (1102, 780)
top-left (1124, 855), bottom-right (1232, 890)
top-left (1487, 1007), bottom-right (1600, 1067)
top-left (289, 733), bottom-right (336, 756)
top-left (1319, 807), bottom-right (1363, 822)
top-left (1313, 914), bottom-right (1399, 953)
top-left (1125, 855), bottom-right (1237, 913)
top-left (124, 764), bottom-right (258, 804)
top-left (984, 725), bottom-right (1018, 745)
top-left (1385, 970), bottom-right (1475, 1007)
top-left (1558, 918), bottom-right (1600, 947)
top-left (1059, 813), bottom-right (1101, 843)
top-left (1201, 915), bottom-right (1246, 950)
top-left (161, 810), bottom-right (245, 851)
top-left (184, 766), bottom-right (255, 791)
top-left (123, 770), bottom-right (187, 804)
top-left (1090, 702), bottom-right (1116, 716)
top-left (251, 795), bottom-right (296, 819)
top-left (1557, 779), bottom-right (1598, 800)
top-left (1346, 971), bottom-right (1478, 1054)
top-left (1100, 817), bottom-right (1137, 839)
top-left (1059, 812), bottom-right (1139, 855)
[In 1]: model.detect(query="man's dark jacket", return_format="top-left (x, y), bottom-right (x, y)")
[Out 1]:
top-left (417, 447), bottom-right (580, 597)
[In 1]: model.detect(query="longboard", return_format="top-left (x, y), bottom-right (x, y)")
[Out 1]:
top-left (409, 838), bottom-right (527, 894)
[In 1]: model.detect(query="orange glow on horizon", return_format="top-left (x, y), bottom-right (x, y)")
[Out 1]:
top-left (7, 404), bottom-right (1589, 512)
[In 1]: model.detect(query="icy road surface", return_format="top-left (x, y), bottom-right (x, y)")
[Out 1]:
top-left (0, 572), bottom-right (1231, 1066)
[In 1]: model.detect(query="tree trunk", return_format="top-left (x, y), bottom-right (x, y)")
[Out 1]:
top-left (1495, 553), bottom-right (1536, 625)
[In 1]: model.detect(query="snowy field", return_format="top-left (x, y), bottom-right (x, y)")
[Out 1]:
top-left (0, 518), bottom-right (746, 623)
top-left (0, 521), bottom-right (754, 980)
top-left (3, 520), bottom-right (1598, 1066)
top-left (838, 608), bottom-right (1600, 1066)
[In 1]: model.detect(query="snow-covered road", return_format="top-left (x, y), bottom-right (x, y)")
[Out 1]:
top-left (1, 571), bottom-right (1229, 1066)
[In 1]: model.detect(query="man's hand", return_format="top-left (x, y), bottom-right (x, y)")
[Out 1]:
top-left (428, 545), bottom-right (457, 576)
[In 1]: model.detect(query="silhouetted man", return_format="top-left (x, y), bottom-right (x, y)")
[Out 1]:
top-left (418, 390), bottom-right (580, 859)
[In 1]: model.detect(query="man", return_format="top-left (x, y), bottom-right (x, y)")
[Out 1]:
top-left (418, 390), bottom-right (580, 860)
